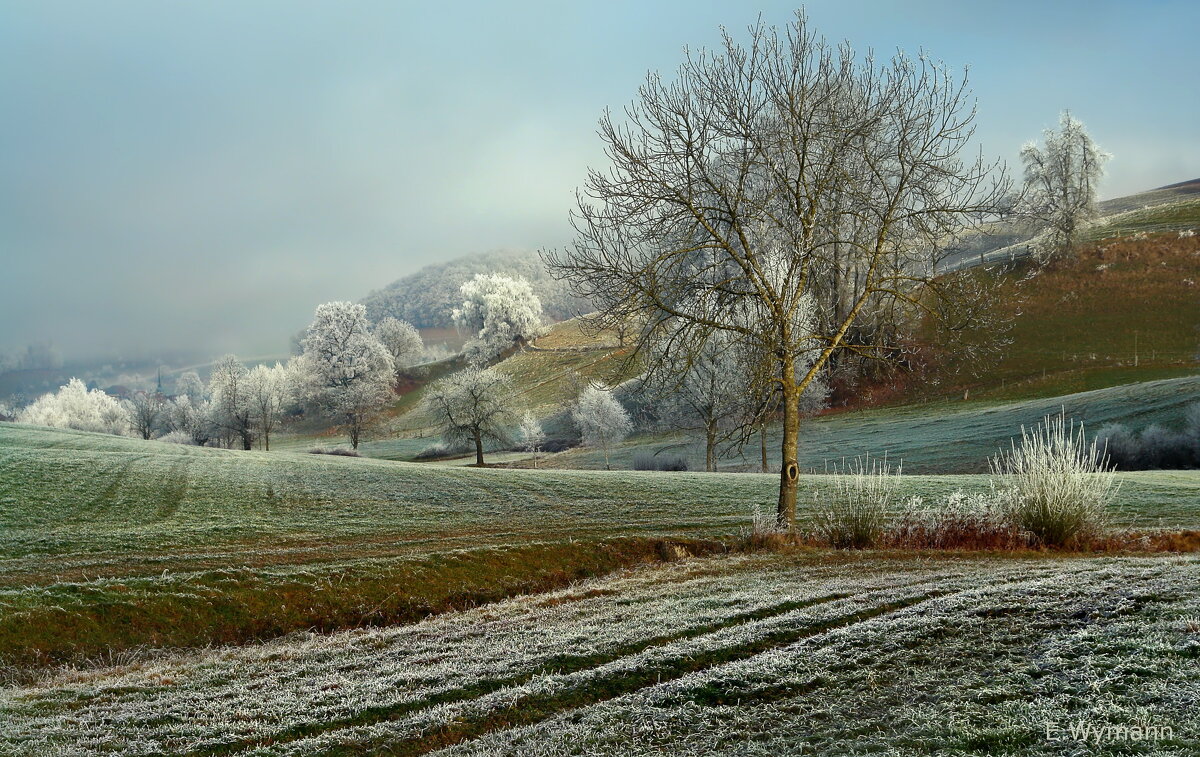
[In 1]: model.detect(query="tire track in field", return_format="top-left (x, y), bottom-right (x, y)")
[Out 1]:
top-left (195, 578), bottom-right (956, 756)
top-left (355, 589), bottom-right (956, 757)
top-left (345, 564), bottom-right (1095, 756)
top-left (64, 456), bottom-right (145, 525)
top-left (154, 460), bottom-right (190, 520)
top-left (188, 590), bottom-right (859, 756)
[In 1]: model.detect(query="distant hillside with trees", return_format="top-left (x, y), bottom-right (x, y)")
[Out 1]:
top-left (360, 250), bottom-right (590, 329)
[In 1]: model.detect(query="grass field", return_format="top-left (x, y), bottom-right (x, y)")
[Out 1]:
top-left (2, 421), bottom-right (1199, 674)
top-left (3, 552), bottom-right (1198, 754)
top-left (551, 375), bottom-right (1200, 474)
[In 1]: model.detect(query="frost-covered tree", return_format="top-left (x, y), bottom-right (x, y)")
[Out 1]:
top-left (208, 355), bottom-right (255, 450)
top-left (546, 13), bottom-right (1008, 525)
top-left (1019, 111), bottom-right (1110, 260)
top-left (246, 362), bottom-right (292, 451)
top-left (518, 410), bottom-right (546, 468)
top-left (650, 332), bottom-right (748, 472)
top-left (174, 371), bottom-right (206, 403)
top-left (299, 302), bottom-right (395, 449)
top-left (452, 273), bottom-right (544, 363)
top-left (167, 394), bottom-right (216, 447)
top-left (374, 317), bottom-right (424, 384)
top-left (127, 390), bottom-right (166, 440)
top-left (17, 378), bottom-right (130, 435)
top-left (572, 387), bottom-right (633, 470)
top-left (423, 366), bottom-right (519, 466)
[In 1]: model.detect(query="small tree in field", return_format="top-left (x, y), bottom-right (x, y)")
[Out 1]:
top-left (573, 386), bottom-right (632, 470)
top-left (299, 302), bottom-right (396, 449)
top-left (1019, 111), bottom-right (1110, 260)
top-left (424, 366), bottom-right (519, 465)
top-left (209, 355), bottom-right (255, 450)
top-left (246, 363), bottom-right (292, 451)
top-left (127, 390), bottom-right (166, 440)
top-left (452, 273), bottom-right (543, 363)
top-left (518, 411), bottom-right (546, 468)
top-left (375, 317), bottom-right (424, 385)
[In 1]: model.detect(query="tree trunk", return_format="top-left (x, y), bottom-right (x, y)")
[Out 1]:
top-left (264, 431), bottom-right (270, 452)
top-left (474, 432), bottom-right (484, 466)
top-left (760, 420), bottom-right (768, 473)
top-left (241, 428), bottom-right (252, 451)
top-left (705, 422), bottom-right (716, 472)
top-left (776, 369), bottom-right (800, 530)
top-left (350, 419), bottom-right (360, 450)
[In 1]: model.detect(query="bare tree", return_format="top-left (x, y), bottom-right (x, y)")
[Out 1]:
top-left (1019, 110), bottom-right (1110, 260)
top-left (545, 13), bottom-right (1008, 527)
top-left (127, 390), bottom-right (165, 440)
top-left (246, 362), bottom-right (292, 451)
top-left (209, 355), bottom-right (255, 450)
top-left (423, 366), bottom-right (519, 466)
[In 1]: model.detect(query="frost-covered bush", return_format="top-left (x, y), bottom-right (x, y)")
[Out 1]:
top-left (991, 412), bottom-right (1117, 546)
top-left (16, 378), bottom-right (130, 436)
top-left (633, 453), bottom-right (689, 472)
top-left (1096, 407), bottom-right (1200, 470)
top-left (156, 430), bottom-right (196, 445)
top-left (810, 457), bottom-right (898, 548)
top-left (888, 489), bottom-right (1022, 550)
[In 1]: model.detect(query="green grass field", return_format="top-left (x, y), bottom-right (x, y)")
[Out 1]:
top-left (551, 375), bottom-right (1200, 474)
top-left (2, 421), bottom-right (1198, 672)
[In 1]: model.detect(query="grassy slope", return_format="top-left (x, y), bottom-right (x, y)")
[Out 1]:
top-left (552, 375), bottom-right (1200, 474)
top-left (957, 233), bottom-right (1200, 400)
top-left (2, 422), bottom-right (1198, 669)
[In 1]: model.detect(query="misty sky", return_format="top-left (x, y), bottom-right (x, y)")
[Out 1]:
top-left (2, 0), bottom-right (1197, 361)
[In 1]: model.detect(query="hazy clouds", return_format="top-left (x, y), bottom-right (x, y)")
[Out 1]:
top-left (2, 0), bottom-right (1197, 361)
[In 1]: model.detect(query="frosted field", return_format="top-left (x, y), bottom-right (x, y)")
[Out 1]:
top-left (2, 552), bottom-right (1198, 755)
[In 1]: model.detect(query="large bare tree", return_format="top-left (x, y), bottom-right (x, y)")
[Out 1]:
top-left (545, 13), bottom-right (1008, 528)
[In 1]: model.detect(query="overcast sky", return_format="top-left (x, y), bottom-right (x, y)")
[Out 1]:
top-left (2, 0), bottom-right (1197, 361)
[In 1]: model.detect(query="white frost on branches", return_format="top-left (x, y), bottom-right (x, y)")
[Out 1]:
top-left (452, 273), bottom-right (544, 363)
top-left (298, 302), bottom-right (396, 449)
top-left (1019, 111), bottom-right (1110, 259)
top-left (572, 387), bottom-right (632, 470)
top-left (16, 378), bottom-right (130, 436)
top-left (246, 362), bottom-right (293, 451)
top-left (374, 317), bottom-right (424, 382)
top-left (208, 355), bottom-right (255, 450)
top-left (423, 366), bottom-right (520, 466)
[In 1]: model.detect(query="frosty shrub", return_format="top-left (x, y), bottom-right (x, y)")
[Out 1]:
top-left (810, 457), bottom-right (899, 548)
top-left (307, 447), bottom-right (361, 457)
top-left (17, 378), bottom-right (130, 436)
top-left (887, 490), bottom-right (1022, 550)
top-left (991, 412), bottom-right (1118, 546)
top-left (156, 430), bottom-right (196, 446)
top-left (632, 453), bottom-right (689, 472)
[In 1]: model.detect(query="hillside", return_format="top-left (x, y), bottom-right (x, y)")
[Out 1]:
top-left (550, 376), bottom-right (1200, 474)
top-left (938, 231), bottom-right (1200, 402)
top-left (359, 249), bottom-right (590, 328)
